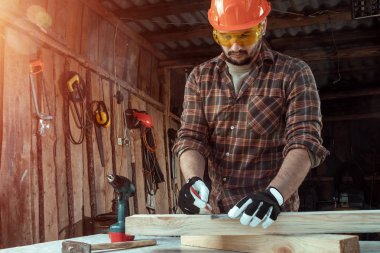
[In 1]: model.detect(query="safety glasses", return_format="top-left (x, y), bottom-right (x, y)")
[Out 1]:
top-left (213, 24), bottom-right (263, 47)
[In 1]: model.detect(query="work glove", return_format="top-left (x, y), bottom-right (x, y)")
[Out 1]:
top-left (178, 176), bottom-right (212, 214)
top-left (228, 187), bottom-right (283, 229)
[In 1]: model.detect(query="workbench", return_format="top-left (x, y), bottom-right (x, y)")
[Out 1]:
top-left (0, 234), bottom-right (234, 253)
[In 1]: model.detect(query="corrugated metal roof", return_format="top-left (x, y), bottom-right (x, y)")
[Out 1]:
top-left (102, 0), bottom-right (380, 89)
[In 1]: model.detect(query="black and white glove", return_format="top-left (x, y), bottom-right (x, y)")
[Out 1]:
top-left (228, 187), bottom-right (283, 229)
top-left (178, 176), bottom-right (212, 214)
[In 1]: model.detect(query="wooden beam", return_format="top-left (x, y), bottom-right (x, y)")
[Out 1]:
top-left (160, 45), bottom-right (380, 67)
top-left (159, 57), bottom-right (209, 68)
top-left (164, 45), bottom-right (220, 61)
top-left (125, 210), bottom-right (380, 236)
top-left (142, 8), bottom-right (352, 43)
top-left (269, 29), bottom-right (380, 51)
top-left (284, 45), bottom-right (380, 62)
top-left (115, 0), bottom-right (209, 20)
top-left (146, 25), bottom-right (212, 44)
top-left (181, 235), bottom-right (360, 253)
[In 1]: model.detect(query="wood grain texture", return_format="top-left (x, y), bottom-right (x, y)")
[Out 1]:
top-left (125, 211), bottom-right (380, 236)
top-left (40, 48), bottom-right (59, 242)
top-left (0, 27), bottom-right (33, 247)
top-left (359, 241), bottom-right (380, 253)
top-left (181, 235), bottom-right (359, 253)
top-left (91, 239), bottom-right (156, 250)
top-left (147, 105), bottom-right (168, 214)
top-left (130, 96), bottom-right (147, 214)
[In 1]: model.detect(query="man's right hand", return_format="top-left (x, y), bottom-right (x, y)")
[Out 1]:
top-left (178, 176), bottom-right (212, 214)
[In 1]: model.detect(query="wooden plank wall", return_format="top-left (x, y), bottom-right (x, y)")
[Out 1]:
top-left (0, 0), bottom-right (176, 248)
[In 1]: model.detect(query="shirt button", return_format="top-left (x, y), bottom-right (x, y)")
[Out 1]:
top-left (222, 177), bottom-right (227, 182)
top-left (225, 152), bottom-right (230, 157)
top-left (230, 126), bottom-right (235, 130)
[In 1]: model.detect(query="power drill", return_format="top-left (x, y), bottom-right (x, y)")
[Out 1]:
top-left (107, 174), bottom-right (136, 242)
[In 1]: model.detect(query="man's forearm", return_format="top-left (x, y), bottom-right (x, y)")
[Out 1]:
top-left (269, 149), bottom-right (311, 201)
top-left (179, 150), bottom-right (206, 180)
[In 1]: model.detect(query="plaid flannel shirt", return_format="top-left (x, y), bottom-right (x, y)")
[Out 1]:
top-left (173, 44), bottom-right (329, 213)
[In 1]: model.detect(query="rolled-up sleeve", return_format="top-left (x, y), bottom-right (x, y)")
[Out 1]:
top-left (283, 61), bottom-right (329, 165)
top-left (172, 68), bottom-right (210, 159)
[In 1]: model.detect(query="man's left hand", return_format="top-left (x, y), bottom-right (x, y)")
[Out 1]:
top-left (227, 187), bottom-right (283, 229)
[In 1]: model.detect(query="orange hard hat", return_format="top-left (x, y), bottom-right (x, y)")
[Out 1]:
top-left (208, 0), bottom-right (271, 31)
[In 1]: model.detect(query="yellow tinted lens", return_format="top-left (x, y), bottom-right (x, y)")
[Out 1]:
top-left (213, 25), bottom-right (262, 47)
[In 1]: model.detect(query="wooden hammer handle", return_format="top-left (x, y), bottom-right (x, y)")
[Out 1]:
top-left (91, 240), bottom-right (157, 250)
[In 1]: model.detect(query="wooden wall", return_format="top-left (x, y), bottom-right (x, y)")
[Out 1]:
top-left (0, 0), bottom-right (181, 248)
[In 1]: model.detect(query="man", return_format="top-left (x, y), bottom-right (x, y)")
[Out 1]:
top-left (173, 0), bottom-right (329, 229)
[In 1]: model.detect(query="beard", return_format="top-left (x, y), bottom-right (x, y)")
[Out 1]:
top-left (225, 50), bottom-right (252, 65)
top-left (223, 41), bottom-right (262, 66)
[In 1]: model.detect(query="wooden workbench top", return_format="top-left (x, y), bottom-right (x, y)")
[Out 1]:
top-left (0, 234), bottom-right (235, 253)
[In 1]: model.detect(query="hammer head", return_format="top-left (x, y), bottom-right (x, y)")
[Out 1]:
top-left (62, 241), bottom-right (91, 253)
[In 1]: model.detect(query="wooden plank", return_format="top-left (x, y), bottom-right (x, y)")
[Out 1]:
top-left (114, 31), bottom-right (129, 81)
top-left (181, 235), bottom-right (360, 253)
top-left (146, 105), bottom-right (168, 214)
top-left (67, 61), bottom-right (86, 237)
top-left (81, 5), bottom-right (99, 64)
top-left (98, 19), bottom-right (115, 73)
top-left (101, 78), bottom-right (114, 213)
top-left (138, 50), bottom-right (152, 94)
top-left (360, 241), bottom-right (380, 253)
top-left (0, 27), bottom-right (33, 247)
top-left (82, 70), bottom-right (92, 232)
top-left (125, 38), bottom-right (140, 89)
top-left (46, 0), bottom-right (68, 45)
top-left (150, 58), bottom-right (160, 102)
top-left (53, 53), bottom-right (70, 240)
top-left (91, 73), bottom-right (106, 215)
top-left (130, 96), bottom-right (147, 214)
top-left (40, 48), bottom-right (59, 242)
top-left (67, 0), bottom-right (84, 54)
top-left (125, 211), bottom-right (380, 236)
top-left (79, 0), bottom-right (166, 60)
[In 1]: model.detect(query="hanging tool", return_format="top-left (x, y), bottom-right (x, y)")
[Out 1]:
top-left (61, 240), bottom-right (157, 253)
top-left (125, 109), bottom-right (153, 129)
top-left (29, 59), bottom-right (54, 135)
top-left (92, 100), bottom-right (111, 128)
top-left (106, 174), bottom-right (135, 242)
top-left (90, 100), bottom-right (111, 167)
top-left (125, 109), bottom-right (165, 211)
top-left (65, 71), bottom-right (90, 144)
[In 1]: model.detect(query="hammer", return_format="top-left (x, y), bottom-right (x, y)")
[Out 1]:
top-left (62, 239), bottom-right (157, 253)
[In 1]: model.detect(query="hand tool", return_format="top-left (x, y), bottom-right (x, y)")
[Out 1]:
top-left (61, 239), bottom-right (157, 253)
top-left (91, 101), bottom-right (111, 166)
top-left (65, 71), bottom-right (90, 144)
top-left (107, 174), bottom-right (136, 242)
top-left (29, 59), bottom-right (54, 135)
